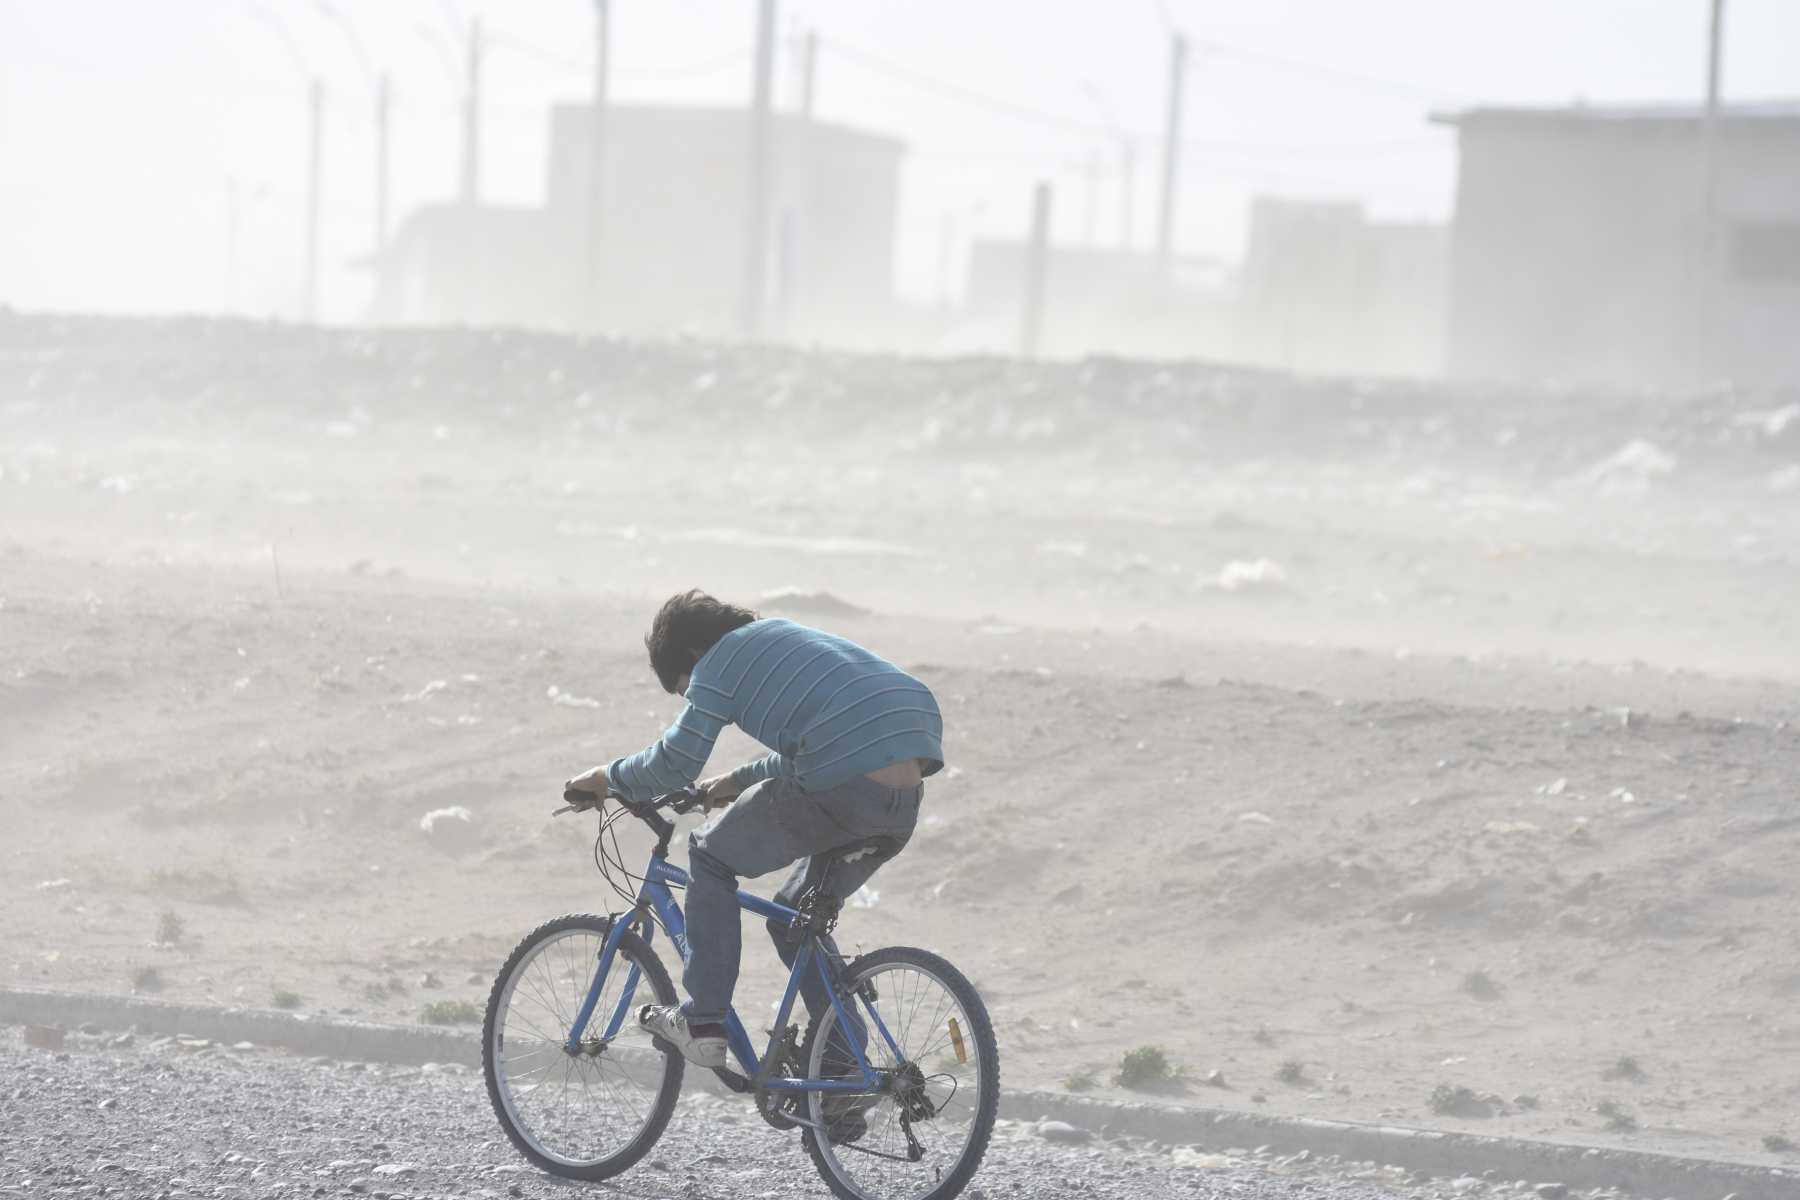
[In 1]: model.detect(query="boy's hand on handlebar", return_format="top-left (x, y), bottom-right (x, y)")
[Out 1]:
top-left (566, 763), bottom-right (612, 798)
top-left (695, 773), bottom-right (742, 812)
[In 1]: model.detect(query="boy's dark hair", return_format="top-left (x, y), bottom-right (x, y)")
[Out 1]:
top-left (644, 590), bottom-right (758, 693)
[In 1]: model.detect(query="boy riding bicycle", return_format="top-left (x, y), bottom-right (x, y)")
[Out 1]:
top-left (567, 589), bottom-right (944, 1072)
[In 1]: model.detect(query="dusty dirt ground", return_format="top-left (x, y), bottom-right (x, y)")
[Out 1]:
top-left (3, 316), bottom-right (1799, 1169)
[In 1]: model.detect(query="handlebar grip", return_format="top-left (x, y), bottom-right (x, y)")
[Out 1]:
top-left (563, 786), bottom-right (604, 809)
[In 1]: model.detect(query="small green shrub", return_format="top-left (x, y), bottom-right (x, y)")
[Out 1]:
top-left (1113, 1045), bottom-right (1181, 1090)
top-left (1596, 1100), bottom-right (1637, 1132)
top-left (1275, 1058), bottom-right (1308, 1085)
top-left (1252, 1025), bottom-right (1276, 1046)
top-left (1601, 1056), bottom-right (1646, 1082)
top-left (1063, 1067), bottom-right (1099, 1093)
top-left (1428, 1083), bottom-right (1510, 1118)
top-left (360, 977), bottom-right (408, 1003)
top-left (154, 910), bottom-right (185, 946)
top-left (420, 999), bottom-right (482, 1025)
top-left (1763, 1134), bottom-right (1795, 1153)
top-left (130, 965), bottom-right (164, 992)
top-left (271, 988), bottom-right (302, 1010)
top-left (1460, 970), bottom-right (1503, 1001)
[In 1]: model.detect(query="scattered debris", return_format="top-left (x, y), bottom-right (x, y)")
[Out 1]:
top-left (23, 1025), bottom-right (65, 1051)
top-left (1576, 439), bottom-right (1676, 495)
top-left (1035, 1120), bottom-right (1092, 1145)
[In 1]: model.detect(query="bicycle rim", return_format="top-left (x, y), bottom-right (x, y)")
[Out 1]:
top-left (807, 957), bottom-right (994, 1200)
top-left (489, 925), bottom-right (673, 1170)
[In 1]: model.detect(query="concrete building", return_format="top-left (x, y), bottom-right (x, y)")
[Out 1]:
top-left (1233, 197), bottom-right (1447, 378)
top-left (1435, 101), bottom-right (1800, 387)
top-left (375, 105), bottom-right (904, 341)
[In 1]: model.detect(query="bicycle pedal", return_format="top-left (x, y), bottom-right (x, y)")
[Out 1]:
top-left (711, 1066), bottom-right (752, 1094)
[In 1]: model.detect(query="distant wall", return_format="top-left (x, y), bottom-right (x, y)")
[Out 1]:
top-left (1234, 198), bottom-right (1447, 378)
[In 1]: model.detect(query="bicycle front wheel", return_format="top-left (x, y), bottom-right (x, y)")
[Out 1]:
top-left (800, 946), bottom-right (999, 1200)
top-left (481, 913), bottom-right (684, 1180)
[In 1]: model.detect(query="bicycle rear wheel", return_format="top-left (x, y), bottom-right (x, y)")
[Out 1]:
top-left (482, 913), bottom-right (683, 1180)
top-left (800, 946), bottom-right (999, 1200)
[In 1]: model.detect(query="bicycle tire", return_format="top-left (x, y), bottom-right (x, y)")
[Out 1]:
top-left (799, 946), bottom-right (1000, 1200)
top-left (481, 913), bottom-right (684, 1180)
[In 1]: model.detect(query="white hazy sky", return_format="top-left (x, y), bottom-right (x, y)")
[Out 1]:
top-left (2, 0), bottom-right (1795, 322)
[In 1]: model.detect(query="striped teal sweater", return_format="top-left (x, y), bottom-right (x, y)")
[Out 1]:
top-left (607, 618), bottom-right (945, 801)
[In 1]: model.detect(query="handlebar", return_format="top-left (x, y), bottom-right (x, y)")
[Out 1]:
top-left (553, 784), bottom-right (709, 820)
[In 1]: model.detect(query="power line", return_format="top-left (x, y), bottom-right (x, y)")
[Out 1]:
top-left (821, 36), bottom-right (1110, 137)
top-left (916, 136), bottom-right (1445, 164)
top-left (481, 28), bottom-right (749, 85)
top-left (1196, 40), bottom-right (1471, 104)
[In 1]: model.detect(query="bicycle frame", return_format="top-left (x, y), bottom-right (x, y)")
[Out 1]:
top-left (564, 853), bottom-right (905, 1094)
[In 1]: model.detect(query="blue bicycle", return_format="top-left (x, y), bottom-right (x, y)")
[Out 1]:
top-left (480, 785), bottom-right (999, 1200)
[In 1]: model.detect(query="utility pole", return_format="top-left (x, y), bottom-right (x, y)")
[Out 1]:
top-left (460, 17), bottom-right (483, 206)
top-left (225, 177), bottom-right (240, 313)
top-left (1156, 32), bottom-right (1188, 274)
top-left (374, 72), bottom-right (391, 263)
top-left (1021, 181), bottom-right (1052, 358)
top-left (1119, 139), bottom-right (1136, 252)
top-left (586, 0), bottom-right (611, 323)
top-left (741, 0), bottom-right (777, 339)
top-left (1696, 0), bottom-right (1725, 382)
top-left (936, 211), bottom-right (955, 310)
top-left (303, 77), bottom-right (324, 322)
top-left (800, 29), bottom-right (817, 119)
top-left (1084, 149), bottom-right (1101, 246)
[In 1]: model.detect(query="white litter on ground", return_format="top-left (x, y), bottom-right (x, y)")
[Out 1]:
top-left (1215, 558), bottom-right (1287, 592)
top-left (546, 684), bottom-right (602, 709)
top-left (1733, 403), bottom-right (1800, 438)
top-left (419, 806), bottom-right (472, 835)
top-left (1576, 439), bottom-right (1676, 494)
top-left (1767, 464), bottom-right (1800, 494)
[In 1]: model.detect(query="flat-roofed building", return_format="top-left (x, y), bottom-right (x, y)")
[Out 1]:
top-left (1435, 100), bottom-right (1800, 387)
top-left (376, 104), bottom-right (904, 342)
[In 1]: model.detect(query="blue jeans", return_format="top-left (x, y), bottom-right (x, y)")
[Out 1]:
top-left (681, 773), bottom-right (922, 1027)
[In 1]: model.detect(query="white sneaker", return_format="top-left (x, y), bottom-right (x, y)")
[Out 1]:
top-left (637, 1004), bottom-right (728, 1069)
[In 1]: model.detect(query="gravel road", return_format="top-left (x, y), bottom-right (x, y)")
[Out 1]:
top-left (1, 1026), bottom-right (1607, 1200)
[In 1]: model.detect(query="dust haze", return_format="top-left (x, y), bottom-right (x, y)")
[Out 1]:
top-left (4, 0), bottom-right (1800, 1185)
